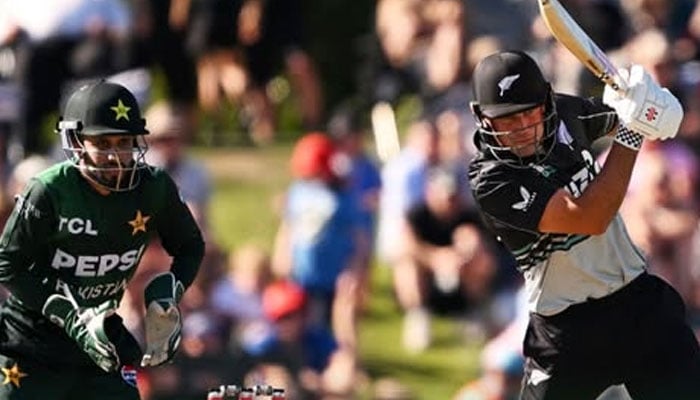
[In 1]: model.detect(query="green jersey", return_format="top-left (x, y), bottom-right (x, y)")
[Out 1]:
top-left (0, 161), bottom-right (204, 367)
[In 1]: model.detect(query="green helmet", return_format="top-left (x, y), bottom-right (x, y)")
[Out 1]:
top-left (58, 80), bottom-right (148, 136)
top-left (57, 80), bottom-right (150, 192)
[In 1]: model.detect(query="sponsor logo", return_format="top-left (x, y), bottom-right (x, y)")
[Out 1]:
top-left (498, 74), bottom-right (520, 96)
top-left (532, 164), bottom-right (556, 178)
top-left (1, 363), bottom-right (28, 388)
top-left (565, 149), bottom-right (600, 197)
top-left (645, 106), bottom-right (658, 122)
top-left (58, 216), bottom-right (98, 236)
top-left (51, 244), bottom-right (145, 277)
top-left (512, 186), bottom-right (536, 211)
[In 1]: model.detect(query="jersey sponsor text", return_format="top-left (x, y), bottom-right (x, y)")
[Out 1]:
top-left (50, 244), bottom-right (145, 277)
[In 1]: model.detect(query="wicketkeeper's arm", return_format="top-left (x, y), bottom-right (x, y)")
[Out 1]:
top-left (0, 180), bottom-right (59, 310)
top-left (142, 175), bottom-right (205, 367)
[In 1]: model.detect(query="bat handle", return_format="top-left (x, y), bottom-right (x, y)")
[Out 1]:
top-left (606, 68), bottom-right (628, 95)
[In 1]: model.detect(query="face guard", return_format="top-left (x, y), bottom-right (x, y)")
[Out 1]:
top-left (471, 50), bottom-right (559, 166)
top-left (473, 97), bottom-right (559, 166)
top-left (57, 80), bottom-right (150, 192)
top-left (58, 124), bottom-right (149, 192)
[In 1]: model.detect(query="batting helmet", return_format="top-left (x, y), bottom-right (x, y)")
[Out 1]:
top-left (57, 80), bottom-right (149, 191)
top-left (470, 51), bottom-right (558, 165)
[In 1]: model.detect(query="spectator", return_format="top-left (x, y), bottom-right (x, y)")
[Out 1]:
top-left (251, 280), bottom-right (360, 399)
top-left (452, 286), bottom-right (528, 400)
top-left (185, 0), bottom-right (247, 141)
top-left (3, 0), bottom-right (133, 156)
top-left (617, 141), bottom-right (700, 313)
top-left (394, 163), bottom-right (499, 352)
top-left (376, 118), bottom-right (440, 266)
top-left (272, 132), bottom-right (368, 350)
top-left (238, 0), bottom-right (323, 143)
top-left (210, 243), bottom-right (275, 353)
top-left (144, 100), bottom-right (212, 233)
top-left (130, 0), bottom-right (198, 140)
top-left (328, 103), bottom-right (382, 306)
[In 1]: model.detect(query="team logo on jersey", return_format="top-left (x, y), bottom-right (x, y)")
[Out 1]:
top-left (1, 363), bottom-right (28, 388)
top-left (498, 74), bottom-right (520, 96)
top-left (111, 99), bottom-right (131, 121)
top-left (120, 365), bottom-right (138, 388)
top-left (512, 186), bottom-right (536, 211)
top-left (128, 210), bottom-right (150, 235)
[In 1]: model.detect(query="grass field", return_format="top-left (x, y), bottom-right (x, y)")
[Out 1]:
top-left (199, 145), bottom-right (483, 399)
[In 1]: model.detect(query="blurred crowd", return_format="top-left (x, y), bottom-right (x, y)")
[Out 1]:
top-left (2, 0), bottom-right (700, 399)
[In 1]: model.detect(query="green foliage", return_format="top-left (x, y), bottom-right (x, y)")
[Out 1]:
top-left (200, 145), bottom-right (482, 399)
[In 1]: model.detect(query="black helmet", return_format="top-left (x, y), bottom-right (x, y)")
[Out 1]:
top-left (58, 80), bottom-right (148, 136)
top-left (57, 80), bottom-right (150, 192)
top-left (470, 51), bottom-right (558, 165)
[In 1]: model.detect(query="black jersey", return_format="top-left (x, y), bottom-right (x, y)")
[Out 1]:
top-left (0, 161), bottom-right (204, 367)
top-left (469, 94), bottom-right (646, 316)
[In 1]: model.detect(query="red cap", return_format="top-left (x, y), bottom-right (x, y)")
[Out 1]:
top-left (290, 132), bottom-right (336, 180)
top-left (262, 280), bottom-right (307, 321)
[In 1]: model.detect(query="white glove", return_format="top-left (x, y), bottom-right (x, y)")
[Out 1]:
top-left (43, 294), bottom-right (121, 372)
top-left (140, 272), bottom-right (184, 367)
top-left (603, 64), bottom-right (683, 141)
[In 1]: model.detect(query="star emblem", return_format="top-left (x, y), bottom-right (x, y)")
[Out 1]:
top-left (128, 210), bottom-right (151, 235)
top-left (2, 363), bottom-right (28, 388)
top-left (110, 99), bottom-right (131, 121)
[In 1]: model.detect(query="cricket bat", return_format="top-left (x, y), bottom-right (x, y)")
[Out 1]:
top-left (371, 101), bottom-right (401, 163)
top-left (538, 0), bottom-right (627, 94)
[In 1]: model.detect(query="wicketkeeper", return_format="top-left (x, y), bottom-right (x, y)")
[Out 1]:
top-left (0, 80), bottom-right (204, 399)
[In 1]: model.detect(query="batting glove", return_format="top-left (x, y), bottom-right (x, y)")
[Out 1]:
top-left (141, 272), bottom-right (184, 367)
top-left (42, 292), bottom-right (121, 372)
top-left (603, 64), bottom-right (683, 141)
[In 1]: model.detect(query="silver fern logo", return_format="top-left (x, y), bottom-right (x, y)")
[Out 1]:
top-left (498, 74), bottom-right (520, 96)
top-left (512, 186), bottom-right (535, 211)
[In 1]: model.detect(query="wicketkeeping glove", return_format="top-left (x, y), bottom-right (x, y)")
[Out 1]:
top-left (603, 64), bottom-right (683, 141)
top-left (141, 272), bottom-right (184, 367)
top-left (42, 291), bottom-right (121, 372)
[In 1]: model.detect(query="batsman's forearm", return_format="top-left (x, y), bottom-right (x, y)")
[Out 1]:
top-left (578, 142), bottom-right (638, 228)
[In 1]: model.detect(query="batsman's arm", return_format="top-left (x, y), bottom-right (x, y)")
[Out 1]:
top-left (539, 138), bottom-right (638, 235)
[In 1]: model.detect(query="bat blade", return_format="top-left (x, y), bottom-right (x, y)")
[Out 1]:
top-left (538, 0), bottom-right (627, 93)
top-left (371, 101), bottom-right (401, 163)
